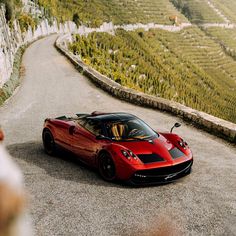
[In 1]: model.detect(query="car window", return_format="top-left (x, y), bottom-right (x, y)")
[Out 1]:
top-left (105, 118), bottom-right (158, 141)
top-left (77, 118), bottom-right (86, 127)
top-left (84, 119), bottom-right (103, 136)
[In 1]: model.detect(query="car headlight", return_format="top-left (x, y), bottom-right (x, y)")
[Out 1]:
top-left (121, 150), bottom-right (138, 160)
top-left (121, 150), bottom-right (131, 160)
top-left (178, 139), bottom-right (188, 149)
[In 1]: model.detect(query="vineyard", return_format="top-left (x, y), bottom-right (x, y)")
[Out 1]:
top-left (69, 29), bottom-right (236, 123)
top-left (37, 0), bottom-right (188, 26)
top-left (21, 0), bottom-right (236, 123)
top-left (205, 27), bottom-right (236, 56)
top-left (211, 0), bottom-right (236, 23)
top-left (170, 0), bottom-right (225, 24)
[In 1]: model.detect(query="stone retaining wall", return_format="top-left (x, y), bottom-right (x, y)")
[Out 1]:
top-left (55, 34), bottom-right (236, 143)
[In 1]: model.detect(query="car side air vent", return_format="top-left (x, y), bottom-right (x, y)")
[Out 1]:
top-left (137, 153), bottom-right (164, 164)
top-left (169, 147), bottom-right (184, 159)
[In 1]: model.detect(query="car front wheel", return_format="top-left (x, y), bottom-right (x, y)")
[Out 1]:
top-left (98, 152), bottom-right (116, 182)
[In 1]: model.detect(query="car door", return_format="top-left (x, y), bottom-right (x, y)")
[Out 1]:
top-left (71, 119), bottom-right (102, 166)
top-left (53, 120), bottom-right (74, 151)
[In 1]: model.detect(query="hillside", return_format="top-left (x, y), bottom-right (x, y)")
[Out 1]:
top-left (69, 28), bottom-right (236, 123)
top-left (211, 0), bottom-right (236, 23)
top-left (38, 0), bottom-right (188, 26)
top-left (170, 0), bottom-right (225, 24)
top-left (11, 0), bottom-right (236, 123)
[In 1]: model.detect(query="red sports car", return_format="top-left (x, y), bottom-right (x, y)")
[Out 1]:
top-left (42, 112), bottom-right (193, 185)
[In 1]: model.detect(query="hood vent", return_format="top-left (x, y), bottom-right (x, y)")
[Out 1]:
top-left (169, 147), bottom-right (184, 159)
top-left (137, 153), bottom-right (164, 164)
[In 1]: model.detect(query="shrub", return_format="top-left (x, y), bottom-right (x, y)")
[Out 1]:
top-left (18, 13), bottom-right (36, 32)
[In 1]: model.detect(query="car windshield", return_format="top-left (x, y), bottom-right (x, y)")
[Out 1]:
top-left (105, 118), bottom-right (158, 141)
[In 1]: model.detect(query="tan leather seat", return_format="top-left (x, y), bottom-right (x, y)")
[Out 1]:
top-left (111, 124), bottom-right (125, 140)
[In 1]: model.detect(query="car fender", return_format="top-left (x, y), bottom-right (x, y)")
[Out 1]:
top-left (43, 119), bottom-right (60, 143)
top-left (160, 132), bottom-right (192, 157)
top-left (97, 143), bottom-right (140, 180)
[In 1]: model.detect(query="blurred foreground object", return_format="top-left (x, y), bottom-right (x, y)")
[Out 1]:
top-left (131, 210), bottom-right (183, 236)
top-left (0, 129), bottom-right (4, 141)
top-left (0, 129), bottom-right (32, 236)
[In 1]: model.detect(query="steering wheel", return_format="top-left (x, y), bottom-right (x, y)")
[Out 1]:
top-left (128, 129), bottom-right (141, 137)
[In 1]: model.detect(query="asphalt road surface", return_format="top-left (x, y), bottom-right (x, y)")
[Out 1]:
top-left (0, 35), bottom-right (236, 236)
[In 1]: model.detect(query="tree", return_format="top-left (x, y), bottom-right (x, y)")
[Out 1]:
top-left (72, 12), bottom-right (80, 26)
top-left (0, 0), bottom-right (14, 22)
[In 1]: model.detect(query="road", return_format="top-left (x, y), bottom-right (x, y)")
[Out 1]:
top-left (0, 35), bottom-right (235, 236)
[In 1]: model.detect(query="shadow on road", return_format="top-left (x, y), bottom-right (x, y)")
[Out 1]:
top-left (6, 141), bottom-right (128, 188)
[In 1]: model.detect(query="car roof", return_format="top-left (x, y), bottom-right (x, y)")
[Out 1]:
top-left (77, 112), bottom-right (137, 123)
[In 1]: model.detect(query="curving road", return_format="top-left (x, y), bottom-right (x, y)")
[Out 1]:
top-left (0, 35), bottom-right (236, 236)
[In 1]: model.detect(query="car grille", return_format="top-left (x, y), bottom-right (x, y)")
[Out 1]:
top-left (137, 153), bottom-right (164, 164)
top-left (169, 147), bottom-right (184, 160)
top-left (135, 159), bottom-right (192, 176)
top-left (130, 159), bottom-right (193, 185)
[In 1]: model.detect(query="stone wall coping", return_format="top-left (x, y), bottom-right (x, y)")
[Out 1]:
top-left (55, 34), bottom-right (236, 143)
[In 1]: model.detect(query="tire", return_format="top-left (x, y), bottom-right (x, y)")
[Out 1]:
top-left (98, 152), bottom-right (116, 182)
top-left (42, 129), bottom-right (56, 155)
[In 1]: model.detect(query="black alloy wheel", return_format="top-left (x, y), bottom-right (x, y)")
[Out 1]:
top-left (42, 129), bottom-right (56, 155)
top-left (98, 152), bottom-right (116, 181)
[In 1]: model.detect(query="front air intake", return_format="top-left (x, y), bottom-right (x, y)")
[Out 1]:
top-left (137, 153), bottom-right (164, 164)
top-left (169, 147), bottom-right (184, 159)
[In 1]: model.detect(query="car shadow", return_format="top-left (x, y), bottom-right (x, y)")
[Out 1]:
top-left (6, 141), bottom-right (129, 188)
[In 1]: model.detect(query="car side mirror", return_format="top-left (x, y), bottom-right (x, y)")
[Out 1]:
top-left (69, 126), bottom-right (76, 135)
top-left (170, 122), bottom-right (181, 133)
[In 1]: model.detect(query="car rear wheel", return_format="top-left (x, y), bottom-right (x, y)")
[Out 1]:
top-left (42, 129), bottom-right (56, 155)
top-left (98, 152), bottom-right (116, 182)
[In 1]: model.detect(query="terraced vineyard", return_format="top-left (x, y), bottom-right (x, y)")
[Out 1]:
top-left (211, 0), bottom-right (236, 23)
top-left (170, 0), bottom-right (225, 24)
top-left (205, 27), bottom-right (236, 53)
top-left (157, 27), bottom-right (236, 83)
top-left (69, 28), bottom-right (236, 122)
top-left (38, 0), bottom-right (188, 26)
top-left (34, 0), bottom-right (236, 123)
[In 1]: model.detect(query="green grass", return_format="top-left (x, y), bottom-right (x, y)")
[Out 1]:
top-left (69, 29), bottom-right (236, 123)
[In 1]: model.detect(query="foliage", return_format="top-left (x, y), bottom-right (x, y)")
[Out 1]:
top-left (69, 29), bottom-right (236, 123)
top-left (210, 0), bottom-right (236, 23)
top-left (0, 0), bottom-right (22, 21)
top-left (73, 13), bottom-right (80, 26)
top-left (1, 0), bottom-right (13, 21)
top-left (170, 0), bottom-right (224, 23)
top-left (18, 13), bottom-right (36, 32)
top-left (37, 0), bottom-right (188, 26)
top-left (2, 0), bottom-right (234, 123)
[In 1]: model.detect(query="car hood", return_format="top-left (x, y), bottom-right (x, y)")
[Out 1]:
top-left (117, 135), bottom-right (180, 164)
